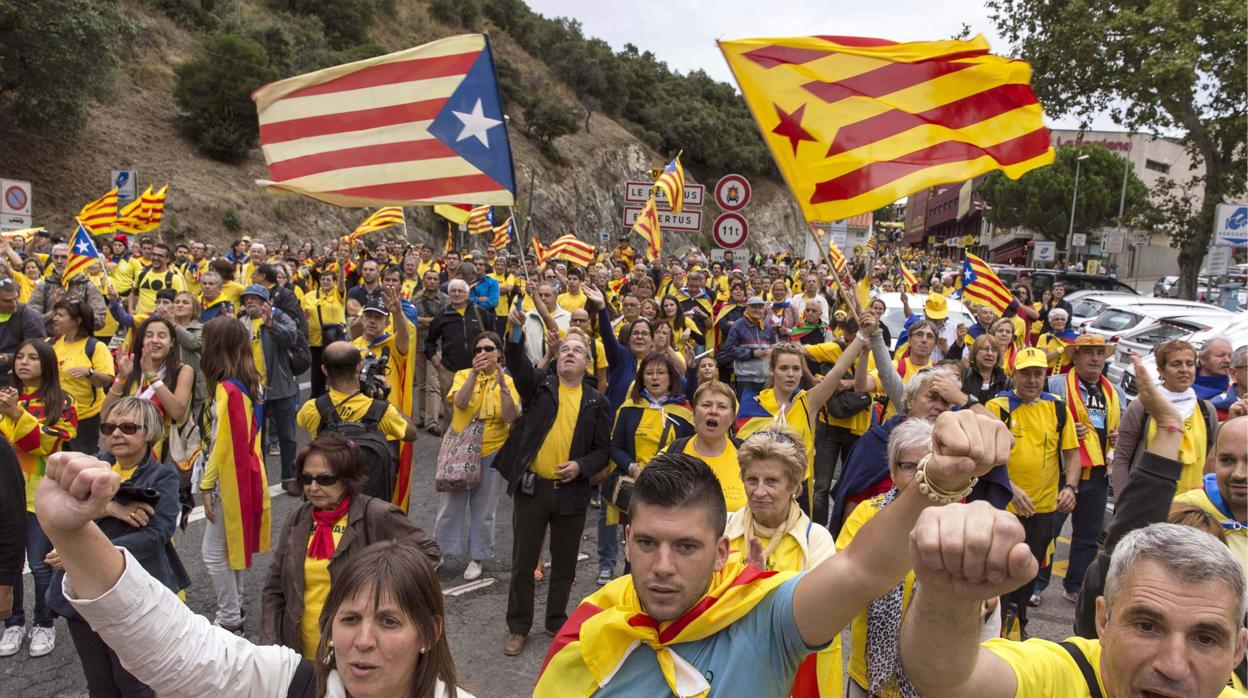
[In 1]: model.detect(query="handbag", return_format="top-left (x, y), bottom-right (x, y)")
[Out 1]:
top-left (434, 417), bottom-right (485, 492)
top-left (824, 389), bottom-right (871, 419)
top-left (318, 304), bottom-right (347, 345)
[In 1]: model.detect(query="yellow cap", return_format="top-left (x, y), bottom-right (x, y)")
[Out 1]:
top-left (924, 293), bottom-right (949, 320)
top-left (1013, 347), bottom-right (1049, 372)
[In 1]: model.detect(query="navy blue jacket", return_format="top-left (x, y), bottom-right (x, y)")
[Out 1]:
top-left (48, 451), bottom-right (190, 618)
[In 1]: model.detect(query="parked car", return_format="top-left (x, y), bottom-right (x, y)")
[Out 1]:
top-left (1083, 299), bottom-right (1230, 342)
top-left (873, 292), bottom-right (974, 351)
top-left (1152, 276), bottom-right (1179, 298)
top-left (1105, 311), bottom-right (1238, 383)
top-left (1120, 315), bottom-right (1248, 399)
top-left (1065, 291), bottom-right (1142, 329)
top-left (991, 267), bottom-right (1139, 295)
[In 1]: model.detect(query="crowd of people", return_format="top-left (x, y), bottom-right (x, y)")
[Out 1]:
top-left (0, 225), bottom-right (1244, 697)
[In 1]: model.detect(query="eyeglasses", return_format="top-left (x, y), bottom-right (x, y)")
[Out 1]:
top-left (101, 422), bottom-right (142, 435)
top-left (298, 473), bottom-right (340, 486)
top-left (473, 345), bottom-right (497, 355)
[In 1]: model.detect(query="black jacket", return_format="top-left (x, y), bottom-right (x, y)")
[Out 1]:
top-left (961, 366), bottom-right (1013, 405)
top-left (270, 283), bottom-right (308, 337)
top-left (425, 304), bottom-right (490, 371)
top-left (493, 338), bottom-right (612, 516)
top-left (0, 303), bottom-right (46, 388)
top-left (47, 451), bottom-right (190, 618)
top-left (0, 439), bottom-right (25, 584)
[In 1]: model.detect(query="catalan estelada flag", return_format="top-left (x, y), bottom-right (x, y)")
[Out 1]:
top-left (210, 379), bottom-right (271, 570)
top-left (653, 155), bottom-right (686, 213)
top-left (631, 195), bottom-right (662, 260)
top-left (536, 561), bottom-right (796, 697)
top-left (491, 216), bottom-right (513, 249)
top-left (960, 252), bottom-right (1014, 314)
top-left (62, 223), bottom-right (105, 287)
top-left (115, 186), bottom-right (168, 234)
top-left (544, 235), bottom-right (595, 266)
top-left (253, 34), bottom-right (516, 208)
top-left (345, 206), bottom-right (404, 243)
top-left (718, 35), bottom-right (1053, 222)
top-left (77, 189), bottom-right (118, 235)
top-left (467, 204), bottom-right (493, 234)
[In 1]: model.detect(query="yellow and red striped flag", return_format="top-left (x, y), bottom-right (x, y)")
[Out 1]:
top-left (344, 206), bottom-right (404, 243)
top-left (252, 34), bottom-right (515, 208)
top-left (114, 185), bottom-right (168, 234)
top-left (960, 252), bottom-right (1014, 314)
top-left (545, 235), bottom-right (594, 267)
top-left (653, 155), bottom-right (685, 213)
top-left (77, 189), bottom-right (118, 234)
top-left (467, 205), bottom-right (493, 234)
top-left (531, 234), bottom-right (547, 264)
top-left (62, 223), bottom-right (106, 287)
top-left (899, 257), bottom-right (919, 292)
top-left (434, 203), bottom-right (472, 225)
top-left (828, 240), bottom-right (848, 274)
top-left (630, 195), bottom-right (661, 260)
top-left (444, 223), bottom-right (454, 254)
top-left (491, 217), bottom-right (513, 249)
top-left (0, 227), bottom-right (42, 244)
top-left (718, 35), bottom-right (1053, 223)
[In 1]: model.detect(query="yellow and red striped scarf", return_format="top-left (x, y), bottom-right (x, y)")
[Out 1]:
top-left (536, 561), bottom-right (796, 697)
top-left (1065, 370), bottom-right (1119, 471)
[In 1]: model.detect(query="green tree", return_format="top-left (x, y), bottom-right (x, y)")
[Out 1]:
top-left (173, 33), bottom-right (278, 162)
top-left (0, 1), bottom-right (135, 133)
top-left (987, 0), bottom-right (1247, 298)
top-left (979, 144), bottom-right (1151, 248)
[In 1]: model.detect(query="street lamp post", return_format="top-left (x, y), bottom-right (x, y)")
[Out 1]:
top-left (1067, 153), bottom-right (1090, 268)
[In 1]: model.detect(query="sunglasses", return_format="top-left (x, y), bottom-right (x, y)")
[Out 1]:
top-left (298, 473), bottom-right (340, 487)
top-left (473, 345), bottom-right (497, 355)
top-left (101, 422), bottom-right (142, 435)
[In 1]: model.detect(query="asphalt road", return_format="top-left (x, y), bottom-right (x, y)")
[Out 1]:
top-left (0, 405), bottom-right (1082, 698)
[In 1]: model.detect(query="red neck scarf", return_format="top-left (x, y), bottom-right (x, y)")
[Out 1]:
top-left (308, 496), bottom-right (351, 560)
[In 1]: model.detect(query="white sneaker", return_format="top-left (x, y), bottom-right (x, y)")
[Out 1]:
top-left (0, 626), bottom-right (24, 657)
top-left (28, 626), bottom-right (54, 657)
top-left (464, 560), bottom-right (483, 581)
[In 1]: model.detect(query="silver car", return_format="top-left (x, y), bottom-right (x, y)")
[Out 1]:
top-left (1106, 311), bottom-right (1239, 383)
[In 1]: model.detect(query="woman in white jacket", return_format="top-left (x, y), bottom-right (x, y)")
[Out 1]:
top-left (34, 450), bottom-right (474, 698)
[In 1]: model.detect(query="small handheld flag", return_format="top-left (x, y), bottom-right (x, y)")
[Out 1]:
top-left (828, 241), bottom-right (848, 274)
top-left (544, 235), bottom-right (595, 266)
top-left (62, 224), bottom-right (105, 287)
top-left (434, 203), bottom-right (473, 225)
top-left (467, 205), bottom-right (494, 235)
top-left (77, 189), bottom-right (119, 235)
top-left (344, 207), bottom-right (405, 243)
top-left (960, 252), bottom-right (1014, 314)
top-left (491, 217), bottom-right (513, 249)
top-left (115, 186), bottom-right (168, 234)
top-left (631, 195), bottom-right (662, 261)
top-left (899, 256), bottom-right (919, 292)
top-left (653, 155), bottom-right (686, 213)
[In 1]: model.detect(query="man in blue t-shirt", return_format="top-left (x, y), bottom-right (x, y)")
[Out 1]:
top-left (534, 409), bottom-right (1020, 697)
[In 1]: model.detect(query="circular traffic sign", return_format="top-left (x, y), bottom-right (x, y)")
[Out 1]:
top-left (4, 186), bottom-right (27, 212)
top-left (712, 212), bottom-right (748, 249)
top-left (714, 174), bottom-right (751, 211)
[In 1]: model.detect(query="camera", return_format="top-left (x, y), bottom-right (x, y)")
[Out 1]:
top-left (359, 350), bottom-right (391, 400)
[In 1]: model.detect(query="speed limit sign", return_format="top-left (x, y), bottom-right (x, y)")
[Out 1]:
top-left (712, 212), bottom-right (748, 249)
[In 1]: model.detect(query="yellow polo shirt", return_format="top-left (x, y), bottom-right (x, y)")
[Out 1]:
top-left (52, 336), bottom-right (115, 420)
top-left (300, 514), bottom-right (347, 659)
top-left (683, 438), bottom-right (744, 512)
top-left (296, 388), bottom-right (409, 442)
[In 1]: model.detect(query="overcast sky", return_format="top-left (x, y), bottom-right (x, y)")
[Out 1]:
top-left (524, 0), bottom-right (1120, 132)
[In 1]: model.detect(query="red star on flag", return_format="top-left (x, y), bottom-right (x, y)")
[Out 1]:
top-left (772, 103), bottom-right (817, 155)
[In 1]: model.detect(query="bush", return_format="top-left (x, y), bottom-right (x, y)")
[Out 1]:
top-left (222, 207), bottom-right (242, 231)
top-left (268, 0), bottom-right (389, 49)
top-left (430, 0), bottom-right (479, 26)
top-left (0, 0), bottom-right (136, 134)
top-left (173, 33), bottom-right (278, 162)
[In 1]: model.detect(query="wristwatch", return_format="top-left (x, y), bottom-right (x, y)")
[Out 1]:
top-left (962, 393), bottom-right (979, 410)
top-left (1062, 484), bottom-right (1079, 495)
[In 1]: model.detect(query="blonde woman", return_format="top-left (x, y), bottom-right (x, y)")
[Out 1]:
top-left (726, 429), bottom-right (841, 697)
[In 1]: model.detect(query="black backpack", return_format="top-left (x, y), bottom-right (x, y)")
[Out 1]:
top-left (315, 394), bottom-right (397, 501)
top-left (276, 308), bottom-right (313, 376)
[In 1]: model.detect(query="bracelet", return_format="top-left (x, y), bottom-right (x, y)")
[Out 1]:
top-left (855, 333), bottom-right (870, 344)
top-left (914, 453), bottom-right (978, 505)
top-left (114, 376), bottom-right (125, 386)
top-left (149, 379), bottom-right (165, 391)
top-left (1156, 422), bottom-right (1183, 434)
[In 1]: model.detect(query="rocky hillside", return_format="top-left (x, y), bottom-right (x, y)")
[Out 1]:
top-left (3, 1), bottom-right (809, 255)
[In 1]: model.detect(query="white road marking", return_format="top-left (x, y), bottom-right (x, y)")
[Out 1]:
top-left (443, 578), bottom-right (496, 596)
top-left (186, 483), bottom-right (287, 524)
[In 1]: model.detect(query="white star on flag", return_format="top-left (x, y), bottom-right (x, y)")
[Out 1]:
top-left (452, 98), bottom-right (502, 147)
top-left (76, 241), bottom-right (91, 254)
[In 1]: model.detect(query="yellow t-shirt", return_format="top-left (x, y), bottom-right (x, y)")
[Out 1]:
top-left (448, 369), bottom-right (517, 457)
top-left (53, 336), bottom-right (115, 420)
top-left (1172, 487), bottom-right (1248, 581)
top-left (300, 513), bottom-right (347, 659)
top-left (683, 438), bottom-right (745, 512)
top-left (112, 462), bottom-right (139, 482)
top-left (531, 383), bottom-right (581, 479)
top-left (835, 497), bottom-right (916, 695)
top-left (88, 272), bottom-right (120, 338)
top-left (221, 280), bottom-right (246, 309)
top-left (303, 288), bottom-right (346, 347)
top-left (132, 267), bottom-right (186, 314)
top-left (557, 290), bottom-right (587, 313)
top-left (250, 317), bottom-right (266, 383)
top-left (1146, 407), bottom-right (1209, 495)
top-left (295, 388), bottom-right (410, 442)
top-left (986, 395), bottom-right (1078, 514)
top-left (984, 635), bottom-right (1242, 697)
top-left (807, 341), bottom-right (875, 436)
